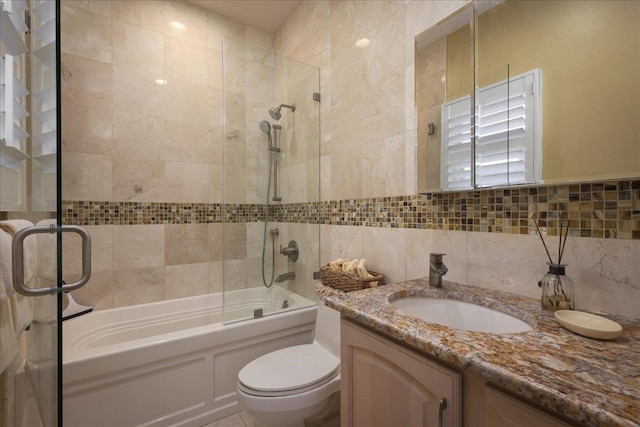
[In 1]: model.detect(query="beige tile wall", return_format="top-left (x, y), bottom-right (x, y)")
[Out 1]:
top-left (61, 0), bottom-right (231, 204)
top-left (61, 0), bottom-right (321, 309)
top-left (59, 0), bottom-right (639, 318)
top-left (60, 0), bottom-right (278, 309)
top-left (277, 0), bottom-right (639, 319)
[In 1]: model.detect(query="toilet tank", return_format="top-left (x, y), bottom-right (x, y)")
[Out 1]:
top-left (314, 301), bottom-right (341, 358)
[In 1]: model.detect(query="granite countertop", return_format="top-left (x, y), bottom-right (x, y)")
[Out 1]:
top-left (322, 279), bottom-right (640, 427)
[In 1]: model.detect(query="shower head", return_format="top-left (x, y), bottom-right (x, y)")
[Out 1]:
top-left (259, 120), bottom-right (271, 134)
top-left (269, 107), bottom-right (281, 121)
top-left (268, 103), bottom-right (296, 121)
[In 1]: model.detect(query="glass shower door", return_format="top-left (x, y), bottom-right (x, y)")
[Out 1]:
top-left (1, 1), bottom-right (67, 425)
top-left (221, 38), bottom-right (320, 323)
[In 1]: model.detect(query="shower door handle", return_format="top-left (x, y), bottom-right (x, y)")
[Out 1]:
top-left (12, 224), bottom-right (92, 296)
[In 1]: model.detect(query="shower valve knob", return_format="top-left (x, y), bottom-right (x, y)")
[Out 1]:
top-left (280, 240), bottom-right (299, 262)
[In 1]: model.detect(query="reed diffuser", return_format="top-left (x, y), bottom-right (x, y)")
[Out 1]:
top-left (533, 219), bottom-right (575, 311)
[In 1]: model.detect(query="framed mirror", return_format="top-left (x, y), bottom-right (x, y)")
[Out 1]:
top-left (415, 0), bottom-right (640, 193)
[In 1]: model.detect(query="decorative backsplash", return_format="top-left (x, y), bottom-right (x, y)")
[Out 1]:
top-left (61, 201), bottom-right (260, 225)
top-left (62, 179), bottom-right (640, 240)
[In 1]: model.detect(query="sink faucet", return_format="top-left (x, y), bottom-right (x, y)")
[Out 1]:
top-left (429, 253), bottom-right (448, 288)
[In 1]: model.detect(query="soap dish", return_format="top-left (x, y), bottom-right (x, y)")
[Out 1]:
top-left (555, 310), bottom-right (623, 340)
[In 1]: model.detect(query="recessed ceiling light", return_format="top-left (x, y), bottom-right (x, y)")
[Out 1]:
top-left (155, 79), bottom-right (168, 85)
top-left (169, 21), bottom-right (185, 31)
top-left (355, 38), bottom-right (370, 48)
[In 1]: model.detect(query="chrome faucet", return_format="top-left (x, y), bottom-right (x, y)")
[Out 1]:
top-left (429, 253), bottom-right (448, 288)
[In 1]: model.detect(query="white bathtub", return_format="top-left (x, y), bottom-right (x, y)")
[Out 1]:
top-left (63, 286), bottom-right (317, 427)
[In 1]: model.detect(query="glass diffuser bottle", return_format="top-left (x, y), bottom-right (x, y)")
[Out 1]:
top-left (533, 219), bottom-right (575, 311)
top-left (539, 263), bottom-right (575, 310)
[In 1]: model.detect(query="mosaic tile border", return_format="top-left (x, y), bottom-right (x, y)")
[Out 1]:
top-left (61, 201), bottom-right (263, 225)
top-left (62, 179), bottom-right (640, 240)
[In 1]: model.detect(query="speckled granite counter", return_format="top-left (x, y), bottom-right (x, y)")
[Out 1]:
top-left (322, 279), bottom-right (640, 427)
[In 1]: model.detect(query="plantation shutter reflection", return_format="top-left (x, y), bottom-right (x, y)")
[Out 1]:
top-left (441, 96), bottom-right (472, 190)
top-left (475, 71), bottom-right (539, 188)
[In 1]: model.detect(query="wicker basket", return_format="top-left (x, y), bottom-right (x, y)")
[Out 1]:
top-left (320, 264), bottom-right (385, 293)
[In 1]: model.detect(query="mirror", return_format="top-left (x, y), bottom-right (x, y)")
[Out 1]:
top-left (415, 0), bottom-right (640, 193)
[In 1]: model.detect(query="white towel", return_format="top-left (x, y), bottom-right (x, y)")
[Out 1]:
top-left (0, 297), bottom-right (18, 373)
top-left (0, 220), bottom-right (36, 373)
top-left (0, 226), bottom-right (14, 301)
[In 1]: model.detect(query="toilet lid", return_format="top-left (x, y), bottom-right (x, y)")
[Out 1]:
top-left (238, 344), bottom-right (340, 394)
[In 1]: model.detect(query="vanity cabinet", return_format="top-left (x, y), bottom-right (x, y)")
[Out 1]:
top-left (484, 386), bottom-right (572, 427)
top-left (340, 319), bottom-right (462, 427)
top-left (341, 319), bottom-right (575, 427)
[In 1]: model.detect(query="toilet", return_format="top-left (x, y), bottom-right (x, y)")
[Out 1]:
top-left (236, 301), bottom-right (341, 427)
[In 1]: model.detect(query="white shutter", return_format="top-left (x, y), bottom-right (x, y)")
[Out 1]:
top-left (441, 96), bottom-right (472, 190)
top-left (1, 0), bottom-right (58, 211)
top-left (1, 0), bottom-right (30, 210)
top-left (440, 69), bottom-right (541, 190)
top-left (0, 0), bottom-right (28, 55)
top-left (31, 0), bottom-right (58, 210)
top-left (475, 70), bottom-right (541, 187)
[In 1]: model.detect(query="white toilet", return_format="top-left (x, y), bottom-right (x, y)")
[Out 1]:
top-left (236, 301), bottom-right (341, 427)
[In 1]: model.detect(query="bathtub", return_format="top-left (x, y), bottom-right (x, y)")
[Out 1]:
top-left (63, 286), bottom-right (317, 427)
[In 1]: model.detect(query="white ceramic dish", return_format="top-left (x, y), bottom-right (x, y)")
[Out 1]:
top-left (555, 310), bottom-right (623, 340)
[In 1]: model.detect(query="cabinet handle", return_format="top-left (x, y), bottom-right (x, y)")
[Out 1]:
top-left (438, 397), bottom-right (447, 427)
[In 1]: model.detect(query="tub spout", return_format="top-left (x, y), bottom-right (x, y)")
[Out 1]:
top-left (429, 253), bottom-right (448, 288)
top-left (275, 272), bottom-right (296, 283)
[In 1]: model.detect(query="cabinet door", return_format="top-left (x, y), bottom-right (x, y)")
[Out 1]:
top-left (341, 320), bottom-right (461, 427)
top-left (484, 387), bottom-right (573, 427)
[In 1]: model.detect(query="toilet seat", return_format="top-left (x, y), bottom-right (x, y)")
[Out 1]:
top-left (238, 344), bottom-right (340, 397)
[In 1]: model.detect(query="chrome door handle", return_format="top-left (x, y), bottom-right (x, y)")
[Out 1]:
top-left (12, 224), bottom-right (91, 296)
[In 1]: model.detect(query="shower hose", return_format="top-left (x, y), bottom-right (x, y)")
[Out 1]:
top-left (261, 144), bottom-right (276, 288)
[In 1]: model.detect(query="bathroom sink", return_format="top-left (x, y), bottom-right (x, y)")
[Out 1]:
top-left (391, 297), bottom-right (533, 334)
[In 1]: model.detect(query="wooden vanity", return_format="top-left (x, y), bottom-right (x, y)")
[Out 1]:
top-left (341, 318), bottom-right (573, 427)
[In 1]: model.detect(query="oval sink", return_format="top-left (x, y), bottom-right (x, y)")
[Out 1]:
top-left (391, 297), bottom-right (533, 334)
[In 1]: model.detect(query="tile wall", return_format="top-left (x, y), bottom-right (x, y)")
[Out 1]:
top-left (63, 178), bottom-right (640, 240)
top-left (273, 0), bottom-right (639, 319)
top-left (59, 0), bottom-right (639, 319)
top-left (60, 0), bottom-right (322, 307)
top-left (60, 0), bottom-right (280, 309)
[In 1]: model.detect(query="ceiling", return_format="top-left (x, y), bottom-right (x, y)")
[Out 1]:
top-left (188, 1), bottom-right (303, 34)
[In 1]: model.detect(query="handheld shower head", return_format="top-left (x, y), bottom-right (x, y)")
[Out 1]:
top-left (268, 103), bottom-right (296, 121)
top-left (259, 120), bottom-right (273, 148)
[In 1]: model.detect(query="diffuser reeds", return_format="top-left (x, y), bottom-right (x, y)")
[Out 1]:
top-left (534, 219), bottom-right (575, 310)
top-left (533, 219), bottom-right (570, 265)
